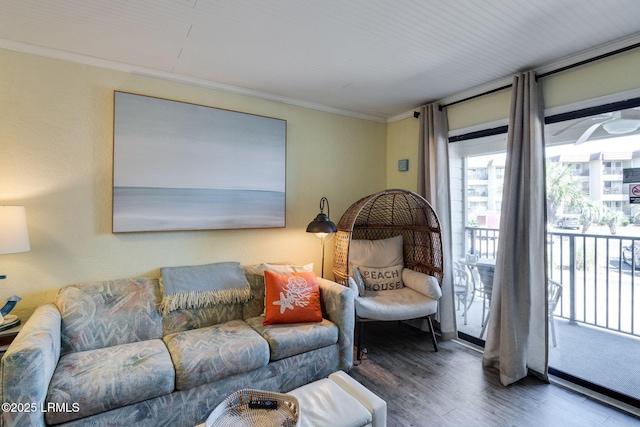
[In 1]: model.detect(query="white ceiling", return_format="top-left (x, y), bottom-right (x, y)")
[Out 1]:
top-left (2, 0), bottom-right (640, 121)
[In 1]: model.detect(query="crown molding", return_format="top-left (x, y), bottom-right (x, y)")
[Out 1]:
top-left (3, 33), bottom-right (640, 126)
top-left (386, 110), bottom-right (418, 123)
top-left (0, 38), bottom-right (387, 123)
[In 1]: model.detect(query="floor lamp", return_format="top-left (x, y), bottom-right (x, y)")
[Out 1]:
top-left (0, 206), bottom-right (30, 330)
top-left (306, 197), bottom-right (337, 278)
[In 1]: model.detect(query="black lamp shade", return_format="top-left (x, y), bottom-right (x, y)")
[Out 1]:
top-left (306, 197), bottom-right (336, 278)
top-left (306, 197), bottom-right (337, 234)
top-left (306, 213), bottom-right (337, 234)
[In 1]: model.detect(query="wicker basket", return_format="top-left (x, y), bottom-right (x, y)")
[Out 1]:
top-left (206, 389), bottom-right (299, 427)
top-left (333, 189), bottom-right (443, 286)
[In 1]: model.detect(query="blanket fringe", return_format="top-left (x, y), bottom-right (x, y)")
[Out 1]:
top-left (159, 287), bottom-right (251, 315)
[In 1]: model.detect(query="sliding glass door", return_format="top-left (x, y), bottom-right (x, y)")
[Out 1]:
top-left (449, 131), bottom-right (507, 345)
top-left (545, 101), bottom-right (640, 406)
top-left (450, 100), bottom-right (640, 406)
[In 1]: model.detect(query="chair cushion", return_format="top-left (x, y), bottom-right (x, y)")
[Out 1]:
top-left (348, 276), bottom-right (363, 297)
top-left (350, 235), bottom-right (403, 268)
top-left (355, 287), bottom-right (438, 321)
top-left (163, 319), bottom-right (269, 390)
top-left (402, 268), bottom-right (442, 300)
top-left (45, 339), bottom-right (174, 424)
top-left (246, 316), bottom-right (339, 361)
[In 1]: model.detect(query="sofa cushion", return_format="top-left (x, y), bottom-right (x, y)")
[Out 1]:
top-left (57, 278), bottom-right (163, 354)
top-left (45, 339), bottom-right (174, 425)
top-left (242, 273), bottom-right (267, 319)
top-left (245, 262), bottom-right (314, 275)
top-left (162, 304), bottom-right (244, 336)
top-left (245, 316), bottom-right (338, 361)
top-left (163, 319), bottom-right (270, 391)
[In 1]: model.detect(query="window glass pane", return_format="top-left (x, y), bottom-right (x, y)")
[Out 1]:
top-left (450, 132), bottom-right (507, 340)
top-left (545, 104), bottom-right (640, 403)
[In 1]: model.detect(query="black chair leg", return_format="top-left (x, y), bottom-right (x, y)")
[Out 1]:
top-left (427, 316), bottom-right (438, 352)
top-left (356, 318), bottom-right (364, 361)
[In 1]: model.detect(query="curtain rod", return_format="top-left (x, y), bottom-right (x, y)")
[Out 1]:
top-left (438, 41), bottom-right (640, 111)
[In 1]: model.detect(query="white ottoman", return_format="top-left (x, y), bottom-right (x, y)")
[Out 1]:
top-left (197, 371), bottom-right (386, 427)
top-left (289, 371), bottom-right (386, 427)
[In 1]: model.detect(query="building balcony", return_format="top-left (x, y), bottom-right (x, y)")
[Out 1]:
top-left (603, 167), bottom-right (624, 175)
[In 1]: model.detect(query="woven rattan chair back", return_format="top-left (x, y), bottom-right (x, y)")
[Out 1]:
top-left (332, 189), bottom-right (444, 286)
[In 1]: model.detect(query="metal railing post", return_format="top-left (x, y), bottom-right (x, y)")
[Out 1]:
top-left (470, 229), bottom-right (477, 255)
top-left (569, 235), bottom-right (577, 325)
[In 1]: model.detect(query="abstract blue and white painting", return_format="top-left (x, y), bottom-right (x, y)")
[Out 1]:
top-left (112, 92), bottom-right (286, 232)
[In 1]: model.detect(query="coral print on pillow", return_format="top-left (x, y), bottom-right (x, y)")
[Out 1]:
top-left (263, 270), bottom-right (322, 325)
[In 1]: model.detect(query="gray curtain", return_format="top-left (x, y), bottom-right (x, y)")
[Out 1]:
top-left (418, 104), bottom-right (456, 340)
top-left (482, 71), bottom-right (549, 385)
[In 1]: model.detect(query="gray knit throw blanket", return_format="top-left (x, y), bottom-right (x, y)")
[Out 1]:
top-left (159, 262), bottom-right (251, 314)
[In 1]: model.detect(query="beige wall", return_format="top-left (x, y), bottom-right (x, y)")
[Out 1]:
top-left (386, 117), bottom-right (419, 192)
top-left (387, 47), bottom-right (640, 195)
top-left (0, 48), bottom-right (387, 320)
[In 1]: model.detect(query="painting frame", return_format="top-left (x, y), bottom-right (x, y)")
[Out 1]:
top-left (112, 91), bottom-right (286, 233)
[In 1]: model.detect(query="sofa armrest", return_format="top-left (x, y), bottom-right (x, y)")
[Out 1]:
top-left (1, 303), bottom-right (61, 427)
top-left (318, 278), bottom-right (355, 371)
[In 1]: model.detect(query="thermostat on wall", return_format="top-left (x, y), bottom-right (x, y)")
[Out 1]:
top-left (398, 159), bottom-right (409, 172)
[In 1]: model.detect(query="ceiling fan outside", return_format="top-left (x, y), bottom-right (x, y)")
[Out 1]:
top-left (553, 108), bottom-right (640, 144)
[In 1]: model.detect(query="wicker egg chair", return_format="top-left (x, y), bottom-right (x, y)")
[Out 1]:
top-left (333, 189), bottom-right (444, 285)
top-left (333, 189), bottom-right (444, 359)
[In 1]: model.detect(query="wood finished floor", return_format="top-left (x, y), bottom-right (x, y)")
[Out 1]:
top-left (348, 322), bottom-right (640, 427)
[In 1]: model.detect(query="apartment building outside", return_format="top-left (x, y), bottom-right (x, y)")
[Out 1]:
top-left (466, 150), bottom-right (640, 227)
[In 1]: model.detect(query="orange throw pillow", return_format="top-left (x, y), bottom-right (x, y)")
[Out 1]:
top-left (263, 270), bottom-right (322, 325)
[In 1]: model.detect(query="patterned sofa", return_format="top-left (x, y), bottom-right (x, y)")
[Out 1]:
top-left (0, 271), bottom-right (354, 427)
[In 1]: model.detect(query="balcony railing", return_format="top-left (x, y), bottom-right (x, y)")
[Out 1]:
top-left (468, 173), bottom-right (489, 180)
top-left (603, 187), bottom-right (622, 195)
top-left (603, 167), bottom-right (623, 175)
top-left (465, 226), bottom-right (640, 338)
top-left (571, 169), bottom-right (590, 177)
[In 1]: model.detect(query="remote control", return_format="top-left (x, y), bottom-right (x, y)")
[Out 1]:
top-left (248, 399), bottom-right (278, 410)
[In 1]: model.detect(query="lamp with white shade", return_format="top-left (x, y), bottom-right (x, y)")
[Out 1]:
top-left (0, 206), bottom-right (30, 330)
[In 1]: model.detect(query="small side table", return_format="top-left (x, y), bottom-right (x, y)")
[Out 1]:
top-left (0, 323), bottom-right (22, 355)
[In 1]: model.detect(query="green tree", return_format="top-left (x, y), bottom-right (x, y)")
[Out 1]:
top-left (546, 161), bottom-right (585, 223)
top-left (601, 207), bottom-right (626, 235)
top-left (632, 205), bottom-right (640, 225)
top-left (579, 199), bottom-right (601, 233)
